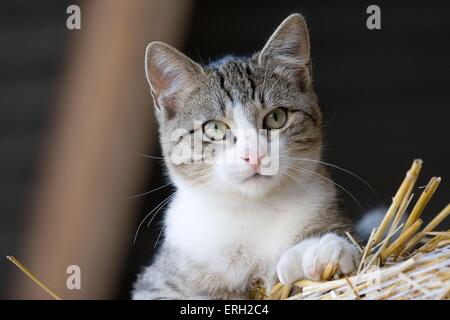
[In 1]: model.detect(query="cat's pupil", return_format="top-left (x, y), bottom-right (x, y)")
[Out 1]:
top-left (273, 112), bottom-right (278, 122)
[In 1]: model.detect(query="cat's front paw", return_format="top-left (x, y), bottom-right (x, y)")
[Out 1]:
top-left (301, 234), bottom-right (360, 281)
top-left (276, 234), bottom-right (360, 284)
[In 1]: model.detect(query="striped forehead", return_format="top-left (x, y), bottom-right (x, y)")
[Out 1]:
top-left (211, 58), bottom-right (263, 106)
top-left (209, 59), bottom-right (264, 126)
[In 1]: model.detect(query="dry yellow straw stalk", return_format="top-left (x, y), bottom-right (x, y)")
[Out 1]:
top-left (372, 159), bottom-right (422, 246)
top-left (6, 255), bottom-right (62, 300)
top-left (381, 219), bottom-right (423, 260)
top-left (264, 159), bottom-right (449, 300)
top-left (402, 177), bottom-right (441, 232)
top-left (321, 263), bottom-right (338, 280)
top-left (399, 203), bottom-right (450, 257)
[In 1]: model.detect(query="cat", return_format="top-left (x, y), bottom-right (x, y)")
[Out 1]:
top-left (132, 13), bottom-right (360, 300)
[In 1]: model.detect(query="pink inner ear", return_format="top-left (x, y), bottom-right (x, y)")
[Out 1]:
top-left (146, 61), bottom-right (176, 118)
top-left (145, 42), bottom-right (204, 119)
top-left (147, 59), bottom-right (172, 98)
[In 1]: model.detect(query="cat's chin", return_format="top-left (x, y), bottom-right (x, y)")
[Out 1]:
top-left (229, 174), bottom-right (280, 198)
top-left (241, 172), bottom-right (270, 183)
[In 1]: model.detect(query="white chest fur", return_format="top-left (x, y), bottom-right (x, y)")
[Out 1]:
top-left (163, 184), bottom-right (328, 290)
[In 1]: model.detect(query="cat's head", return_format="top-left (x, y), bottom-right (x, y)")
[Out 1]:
top-left (145, 14), bottom-right (322, 198)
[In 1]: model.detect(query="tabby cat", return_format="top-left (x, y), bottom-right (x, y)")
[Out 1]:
top-left (132, 13), bottom-right (360, 300)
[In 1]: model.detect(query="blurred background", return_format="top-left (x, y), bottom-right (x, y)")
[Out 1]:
top-left (0, 0), bottom-right (449, 299)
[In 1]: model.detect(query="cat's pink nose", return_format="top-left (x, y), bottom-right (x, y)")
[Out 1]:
top-left (241, 153), bottom-right (265, 172)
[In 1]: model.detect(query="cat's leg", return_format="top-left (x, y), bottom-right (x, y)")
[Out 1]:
top-left (132, 262), bottom-right (210, 300)
top-left (276, 233), bottom-right (360, 284)
top-left (132, 264), bottom-right (194, 300)
top-left (132, 246), bottom-right (206, 300)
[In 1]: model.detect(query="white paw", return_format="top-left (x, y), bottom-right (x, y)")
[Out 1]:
top-left (276, 234), bottom-right (360, 284)
top-left (301, 234), bottom-right (360, 280)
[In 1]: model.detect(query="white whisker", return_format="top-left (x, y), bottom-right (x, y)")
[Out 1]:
top-left (154, 223), bottom-right (166, 248)
top-left (282, 171), bottom-right (326, 215)
top-left (125, 182), bottom-right (173, 200)
top-left (133, 193), bottom-right (175, 244)
top-left (136, 153), bottom-right (164, 160)
top-left (289, 157), bottom-right (379, 198)
top-left (287, 164), bottom-right (364, 210)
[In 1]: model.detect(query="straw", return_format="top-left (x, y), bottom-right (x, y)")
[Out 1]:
top-left (6, 255), bottom-right (62, 300)
top-left (402, 177), bottom-right (441, 232)
top-left (263, 159), bottom-right (449, 300)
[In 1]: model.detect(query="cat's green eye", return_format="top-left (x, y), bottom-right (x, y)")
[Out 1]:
top-left (263, 107), bottom-right (287, 129)
top-left (203, 120), bottom-right (229, 141)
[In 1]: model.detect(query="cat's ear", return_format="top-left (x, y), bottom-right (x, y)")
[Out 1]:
top-left (259, 14), bottom-right (310, 73)
top-left (145, 41), bottom-right (204, 117)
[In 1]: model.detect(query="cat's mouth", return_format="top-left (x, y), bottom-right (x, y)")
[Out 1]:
top-left (241, 173), bottom-right (271, 183)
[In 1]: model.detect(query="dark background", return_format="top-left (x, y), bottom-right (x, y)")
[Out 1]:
top-left (1, 0), bottom-right (449, 299)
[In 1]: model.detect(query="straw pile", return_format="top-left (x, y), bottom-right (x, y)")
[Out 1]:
top-left (264, 159), bottom-right (450, 300)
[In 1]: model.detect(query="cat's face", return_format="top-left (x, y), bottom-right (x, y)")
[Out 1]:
top-left (146, 14), bottom-right (322, 198)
